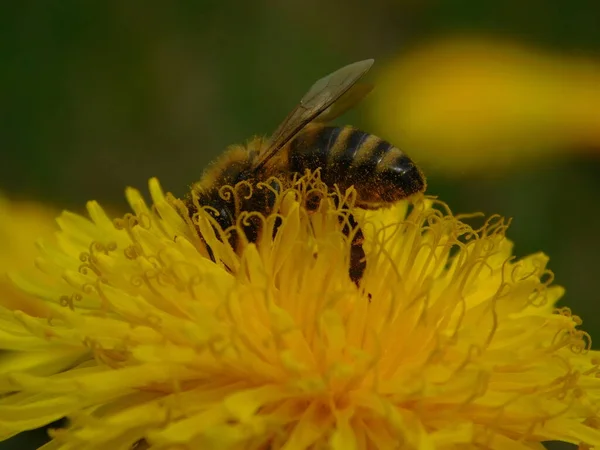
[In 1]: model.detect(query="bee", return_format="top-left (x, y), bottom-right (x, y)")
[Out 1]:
top-left (185, 59), bottom-right (426, 285)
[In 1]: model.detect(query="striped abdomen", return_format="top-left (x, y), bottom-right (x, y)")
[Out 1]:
top-left (287, 125), bottom-right (426, 207)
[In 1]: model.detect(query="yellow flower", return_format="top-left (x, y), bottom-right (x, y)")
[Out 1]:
top-left (0, 174), bottom-right (599, 449)
top-left (0, 195), bottom-right (56, 317)
top-left (368, 37), bottom-right (600, 175)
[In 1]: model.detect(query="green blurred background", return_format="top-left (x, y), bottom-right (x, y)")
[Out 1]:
top-left (2, 1), bottom-right (600, 449)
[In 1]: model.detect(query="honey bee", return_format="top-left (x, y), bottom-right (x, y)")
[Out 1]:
top-left (185, 59), bottom-right (426, 285)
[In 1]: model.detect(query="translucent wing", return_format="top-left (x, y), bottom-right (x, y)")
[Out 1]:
top-left (314, 82), bottom-right (374, 124)
top-left (252, 59), bottom-right (374, 172)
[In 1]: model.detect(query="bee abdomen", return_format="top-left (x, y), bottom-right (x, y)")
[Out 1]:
top-left (289, 126), bottom-right (425, 206)
top-left (289, 126), bottom-right (375, 182)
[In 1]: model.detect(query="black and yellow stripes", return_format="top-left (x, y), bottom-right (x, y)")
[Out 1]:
top-left (287, 125), bottom-right (425, 207)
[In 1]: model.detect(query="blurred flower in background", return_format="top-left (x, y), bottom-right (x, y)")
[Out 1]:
top-left (0, 195), bottom-right (57, 317)
top-left (0, 177), bottom-right (599, 448)
top-left (0, 195), bottom-right (76, 447)
top-left (368, 37), bottom-right (600, 175)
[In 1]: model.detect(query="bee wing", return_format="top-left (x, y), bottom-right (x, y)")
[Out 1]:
top-left (313, 82), bottom-right (374, 124)
top-left (252, 59), bottom-right (374, 172)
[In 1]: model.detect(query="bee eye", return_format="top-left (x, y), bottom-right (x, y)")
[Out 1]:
top-left (268, 179), bottom-right (281, 194)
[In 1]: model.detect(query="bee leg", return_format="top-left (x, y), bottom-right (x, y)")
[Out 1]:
top-left (341, 213), bottom-right (367, 287)
top-left (308, 195), bottom-right (370, 297)
top-left (348, 226), bottom-right (366, 286)
top-left (200, 234), bottom-right (216, 263)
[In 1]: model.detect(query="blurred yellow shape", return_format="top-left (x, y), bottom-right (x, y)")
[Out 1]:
top-left (368, 38), bottom-right (600, 174)
top-left (0, 195), bottom-right (56, 317)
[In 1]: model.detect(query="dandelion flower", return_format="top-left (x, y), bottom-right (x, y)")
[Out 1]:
top-left (0, 173), bottom-right (599, 449)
